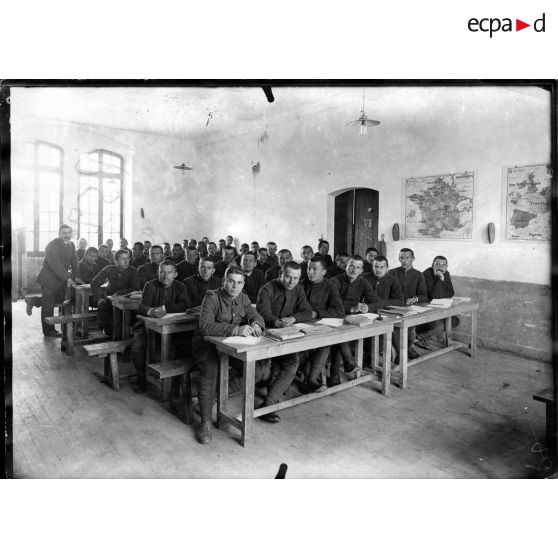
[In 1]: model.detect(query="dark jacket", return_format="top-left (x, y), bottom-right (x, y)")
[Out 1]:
top-left (302, 278), bottom-right (345, 318)
top-left (264, 265), bottom-right (281, 282)
top-left (90, 265), bottom-right (139, 299)
top-left (37, 238), bottom-right (80, 288)
top-left (139, 279), bottom-right (191, 316)
top-left (389, 267), bottom-right (428, 302)
top-left (96, 256), bottom-right (112, 270)
top-left (362, 272), bottom-right (404, 309)
top-left (176, 260), bottom-right (198, 281)
top-left (243, 269), bottom-right (266, 303)
top-left (314, 253), bottom-right (333, 269)
top-left (78, 259), bottom-right (101, 284)
top-left (184, 274), bottom-right (222, 307)
top-left (324, 265), bottom-right (344, 280)
top-left (423, 267), bottom-right (455, 300)
top-left (330, 273), bottom-right (380, 314)
top-left (130, 254), bottom-right (149, 269)
top-left (256, 279), bottom-right (313, 327)
top-left (138, 261), bottom-right (159, 290)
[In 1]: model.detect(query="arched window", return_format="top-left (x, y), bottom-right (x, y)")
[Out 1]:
top-left (77, 149), bottom-right (124, 247)
top-left (21, 141), bottom-right (64, 253)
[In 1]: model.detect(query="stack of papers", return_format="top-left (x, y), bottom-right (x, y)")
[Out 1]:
top-left (222, 336), bottom-right (262, 346)
top-left (344, 313), bottom-right (379, 326)
top-left (316, 318), bottom-right (344, 327)
top-left (428, 298), bottom-right (453, 308)
top-left (293, 323), bottom-right (332, 334)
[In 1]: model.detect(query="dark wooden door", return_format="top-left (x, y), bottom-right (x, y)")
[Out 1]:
top-left (334, 189), bottom-right (378, 257)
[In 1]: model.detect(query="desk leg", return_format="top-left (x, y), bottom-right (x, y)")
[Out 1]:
top-left (161, 334), bottom-right (172, 401)
top-left (370, 335), bottom-right (378, 374)
top-left (444, 316), bottom-right (452, 347)
top-left (111, 306), bottom-right (120, 341)
top-left (400, 326), bottom-right (408, 389)
top-left (355, 339), bottom-right (364, 376)
top-left (470, 310), bottom-right (478, 358)
top-left (241, 361), bottom-right (256, 447)
top-left (122, 309), bottom-right (131, 340)
top-left (217, 352), bottom-right (230, 429)
top-left (382, 332), bottom-right (392, 396)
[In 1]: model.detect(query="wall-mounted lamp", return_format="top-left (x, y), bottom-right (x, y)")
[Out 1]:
top-left (487, 222), bottom-right (496, 244)
top-left (392, 223), bottom-right (400, 241)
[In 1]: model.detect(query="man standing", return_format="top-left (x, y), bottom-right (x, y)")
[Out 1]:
top-left (265, 249), bottom-right (292, 282)
top-left (138, 244), bottom-right (165, 289)
top-left (329, 255), bottom-right (380, 384)
top-left (90, 249), bottom-right (140, 338)
top-left (257, 261), bottom-right (313, 422)
top-left (177, 247), bottom-right (199, 281)
top-left (194, 265), bottom-right (265, 443)
top-left (132, 260), bottom-right (191, 393)
top-left (37, 224), bottom-right (83, 337)
top-left (389, 248), bottom-right (428, 361)
top-left (300, 257), bottom-right (345, 393)
top-left (241, 251), bottom-right (265, 303)
top-left (184, 257), bottom-right (221, 307)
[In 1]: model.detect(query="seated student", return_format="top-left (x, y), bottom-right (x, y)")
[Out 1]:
top-left (194, 265), bottom-right (265, 443)
top-left (197, 240), bottom-right (208, 258)
top-left (143, 240), bottom-right (152, 258)
top-left (217, 238), bottom-right (226, 255)
top-left (389, 248), bottom-right (428, 361)
top-left (241, 251), bottom-right (265, 303)
top-left (76, 238), bottom-right (88, 260)
top-left (225, 235), bottom-right (238, 257)
top-left (138, 244), bottom-right (165, 289)
top-left (315, 239), bottom-right (334, 269)
top-left (130, 241), bottom-right (149, 268)
top-left (131, 260), bottom-right (192, 393)
top-left (176, 247), bottom-right (199, 281)
top-left (325, 251), bottom-right (349, 279)
top-left (266, 241), bottom-right (279, 267)
top-left (184, 257), bottom-right (221, 307)
top-left (206, 241), bottom-right (222, 263)
top-left (163, 242), bottom-right (172, 259)
top-left (201, 236), bottom-right (210, 245)
top-left (235, 243), bottom-right (250, 265)
top-left (362, 256), bottom-right (404, 307)
top-left (214, 246), bottom-right (236, 278)
top-left (96, 244), bottom-right (112, 270)
top-left (105, 239), bottom-right (115, 263)
top-left (416, 255), bottom-right (458, 348)
top-left (363, 246), bottom-right (380, 273)
top-left (265, 249), bottom-right (292, 282)
top-left (299, 245), bottom-right (314, 281)
top-left (120, 238), bottom-right (133, 259)
top-left (256, 247), bottom-right (271, 273)
top-left (250, 241), bottom-right (260, 254)
top-left (78, 247), bottom-right (100, 284)
top-left (91, 249), bottom-right (140, 338)
top-left (188, 239), bottom-right (197, 250)
top-left (170, 243), bottom-right (184, 263)
top-left (299, 257), bottom-right (345, 393)
top-left (257, 261), bottom-right (313, 423)
top-left (329, 255), bottom-right (380, 384)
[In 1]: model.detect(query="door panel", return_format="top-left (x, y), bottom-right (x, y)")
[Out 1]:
top-left (334, 190), bottom-right (354, 256)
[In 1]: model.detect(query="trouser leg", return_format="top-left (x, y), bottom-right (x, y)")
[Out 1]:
top-left (306, 347), bottom-right (330, 386)
top-left (40, 284), bottom-right (65, 334)
top-left (265, 353), bottom-right (299, 405)
top-left (195, 342), bottom-right (219, 423)
top-left (329, 345), bottom-right (341, 383)
top-left (339, 342), bottom-right (356, 372)
top-left (97, 299), bottom-right (114, 337)
top-left (132, 324), bottom-right (147, 388)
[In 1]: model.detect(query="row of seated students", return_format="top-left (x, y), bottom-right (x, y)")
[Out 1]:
top-left (81, 237), bottom-right (455, 445)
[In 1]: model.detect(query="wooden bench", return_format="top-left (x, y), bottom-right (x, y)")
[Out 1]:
top-left (148, 357), bottom-right (195, 424)
top-left (84, 339), bottom-right (134, 390)
top-left (533, 389), bottom-right (557, 466)
top-left (45, 312), bottom-right (98, 356)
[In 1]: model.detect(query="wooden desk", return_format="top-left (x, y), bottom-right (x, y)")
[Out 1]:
top-left (205, 319), bottom-right (394, 447)
top-left (73, 284), bottom-right (92, 338)
top-left (107, 294), bottom-right (141, 341)
top-left (392, 300), bottom-right (480, 389)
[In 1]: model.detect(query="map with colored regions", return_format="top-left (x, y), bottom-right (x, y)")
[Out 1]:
top-left (404, 172), bottom-right (474, 239)
top-left (505, 164), bottom-right (551, 241)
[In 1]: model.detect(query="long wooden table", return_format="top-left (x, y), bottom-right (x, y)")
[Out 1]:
top-left (205, 318), bottom-right (395, 447)
top-left (392, 299), bottom-right (480, 389)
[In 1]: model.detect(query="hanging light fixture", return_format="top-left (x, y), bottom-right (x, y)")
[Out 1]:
top-left (347, 89), bottom-right (380, 137)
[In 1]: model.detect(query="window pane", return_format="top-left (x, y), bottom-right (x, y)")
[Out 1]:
top-left (25, 231), bottom-right (34, 252)
top-left (37, 144), bottom-right (61, 168)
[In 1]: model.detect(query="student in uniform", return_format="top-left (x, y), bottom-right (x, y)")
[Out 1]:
top-left (235, 243), bottom-right (250, 265)
top-left (362, 256), bottom-right (404, 307)
top-left (130, 242), bottom-right (148, 268)
top-left (299, 257), bottom-right (345, 393)
top-left (256, 261), bottom-right (313, 423)
top-left (177, 247), bottom-right (199, 281)
top-left (194, 265), bottom-right (265, 443)
top-left (143, 240), bottom-right (152, 258)
top-left (315, 239), bottom-right (334, 269)
top-left (266, 241), bottom-right (279, 267)
top-left (256, 248), bottom-right (271, 273)
top-left (325, 251), bottom-right (349, 279)
top-left (299, 245), bottom-right (314, 281)
top-left (96, 245), bottom-right (112, 270)
top-left (363, 247), bottom-right (380, 273)
top-left (207, 242), bottom-right (222, 263)
top-left (76, 238), bottom-right (88, 260)
top-left (241, 251), bottom-right (266, 303)
top-left (265, 249), bottom-right (292, 282)
top-left (138, 245), bottom-right (165, 289)
top-left (214, 246), bottom-right (236, 278)
top-left (131, 260), bottom-right (191, 393)
top-left (184, 257), bottom-right (221, 307)
top-left (329, 256), bottom-right (380, 385)
top-left (120, 238), bottom-right (133, 259)
top-left (78, 247), bottom-right (100, 284)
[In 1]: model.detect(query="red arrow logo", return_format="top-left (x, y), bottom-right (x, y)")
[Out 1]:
top-left (516, 19), bottom-right (530, 31)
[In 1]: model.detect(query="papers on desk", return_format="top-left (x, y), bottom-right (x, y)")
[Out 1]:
top-left (344, 313), bottom-right (379, 326)
top-left (407, 306), bottom-right (430, 314)
top-left (158, 312), bottom-right (187, 319)
top-left (265, 327), bottom-right (305, 341)
top-left (124, 291), bottom-right (143, 300)
top-left (316, 318), bottom-right (344, 327)
top-left (222, 336), bottom-right (263, 346)
top-left (292, 323), bottom-right (332, 334)
top-left (452, 297), bottom-right (471, 304)
top-left (427, 298), bottom-right (453, 308)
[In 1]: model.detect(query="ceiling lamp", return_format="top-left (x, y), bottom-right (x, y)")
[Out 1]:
top-left (173, 163), bottom-right (193, 173)
top-left (347, 91), bottom-right (380, 136)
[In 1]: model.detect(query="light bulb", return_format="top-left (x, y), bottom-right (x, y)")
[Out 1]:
top-left (360, 122), bottom-right (367, 137)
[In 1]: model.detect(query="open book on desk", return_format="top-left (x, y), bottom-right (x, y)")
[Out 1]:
top-left (316, 318), bottom-right (344, 328)
top-left (428, 298), bottom-right (454, 308)
top-left (292, 323), bottom-right (332, 334)
top-left (222, 335), bottom-right (263, 346)
top-left (344, 313), bottom-right (379, 326)
top-left (265, 326), bottom-right (305, 341)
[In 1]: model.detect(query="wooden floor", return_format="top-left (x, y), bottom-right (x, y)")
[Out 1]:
top-left (10, 300), bottom-right (554, 478)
